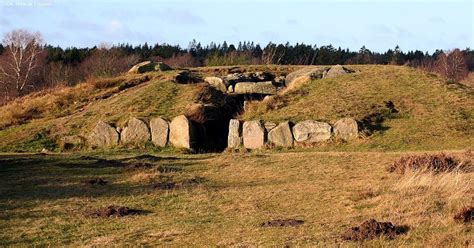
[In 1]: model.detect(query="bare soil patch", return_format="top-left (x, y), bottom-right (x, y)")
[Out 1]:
top-left (85, 206), bottom-right (144, 217)
top-left (341, 219), bottom-right (408, 241)
top-left (454, 206), bottom-right (473, 223)
top-left (260, 219), bottom-right (304, 227)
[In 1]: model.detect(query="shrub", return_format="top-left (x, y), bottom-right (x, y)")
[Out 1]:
top-left (387, 153), bottom-right (467, 174)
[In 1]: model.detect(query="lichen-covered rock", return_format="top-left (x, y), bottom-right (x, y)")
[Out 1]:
top-left (243, 120), bottom-right (265, 149)
top-left (204, 77), bottom-right (227, 92)
top-left (155, 62), bottom-right (172, 71)
top-left (285, 67), bottom-right (326, 87)
top-left (87, 121), bottom-right (119, 148)
top-left (128, 61), bottom-right (155, 74)
top-left (169, 115), bottom-right (196, 149)
top-left (333, 117), bottom-right (358, 141)
top-left (292, 120), bottom-right (332, 143)
top-left (227, 119), bottom-right (242, 148)
top-left (121, 117), bottom-right (151, 144)
top-left (268, 121), bottom-right (293, 147)
top-left (150, 117), bottom-right (169, 147)
top-left (324, 64), bottom-right (352, 78)
top-left (234, 81), bottom-right (277, 95)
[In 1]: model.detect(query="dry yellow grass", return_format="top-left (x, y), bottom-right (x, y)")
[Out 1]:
top-left (0, 150), bottom-right (472, 246)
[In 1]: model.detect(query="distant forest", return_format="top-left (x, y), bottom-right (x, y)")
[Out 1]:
top-left (0, 29), bottom-right (473, 103)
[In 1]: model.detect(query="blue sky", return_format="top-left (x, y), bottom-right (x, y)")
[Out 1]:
top-left (0, 0), bottom-right (472, 52)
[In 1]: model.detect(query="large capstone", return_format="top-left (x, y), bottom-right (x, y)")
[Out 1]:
top-left (234, 81), bottom-right (277, 95)
top-left (150, 117), bottom-right (169, 147)
top-left (243, 120), bottom-right (265, 149)
top-left (268, 121), bottom-right (294, 147)
top-left (128, 61), bottom-right (172, 74)
top-left (285, 67), bottom-right (326, 87)
top-left (204, 77), bottom-right (227, 92)
top-left (333, 117), bottom-right (358, 141)
top-left (227, 119), bottom-right (242, 148)
top-left (87, 121), bottom-right (119, 148)
top-left (292, 120), bottom-right (332, 143)
top-left (128, 61), bottom-right (154, 74)
top-left (121, 117), bottom-right (151, 144)
top-left (324, 64), bottom-right (352, 78)
top-left (169, 115), bottom-right (196, 149)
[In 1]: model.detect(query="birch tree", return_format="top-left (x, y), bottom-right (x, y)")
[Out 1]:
top-left (0, 29), bottom-right (43, 97)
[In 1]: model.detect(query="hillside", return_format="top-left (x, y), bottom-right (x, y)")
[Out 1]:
top-left (0, 65), bottom-right (472, 152)
top-left (0, 71), bottom-right (204, 152)
top-left (242, 65), bottom-right (474, 151)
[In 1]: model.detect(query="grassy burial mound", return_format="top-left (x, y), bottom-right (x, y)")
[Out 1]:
top-left (0, 70), bottom-right (204, 152)
top-left (0, 65), bottom-right (472, 152)
top-left (242, 65), bottom-right (474, 151)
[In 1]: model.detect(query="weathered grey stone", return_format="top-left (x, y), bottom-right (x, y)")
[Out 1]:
top-left (155, 62), bottom-right (172, 71)
top-left (252, 71), bottom-right (275, 81)
top-left (128, 61), bottom-right (156, 74)
top-left (268, 121), bottom-right (293, 147)
top-left (224, 73), bottom-right (252, 85)
top-left (264, 122), bottom-right (277, 132)
top-left (87, 121), bottom-right (119, 148)
top-left (169, 115), bottom-right (196, 149)
top-left (285, 67), bottom-right (326, 87)
top-left (227, 119), bottom-right (242, 148)
top-left (204, 76), bottom-right (227, 92)
top-left (324, 64), bottom-right (351, 78)
top-left (292, 120), bottom-right (332, 143)
top-left (150, 117), bottom-right (169, 147)
top-left (333, 117), bottom-right (358, 141)
top-left (121, 117), bottom-right (151, 144)
top-left (243, 120), bottom-right (265, 149)
top-left (234, 81), bottom-right (277, 95)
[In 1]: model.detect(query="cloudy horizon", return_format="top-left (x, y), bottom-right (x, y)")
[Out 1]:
top-left (0, 0), bottom-right (473, 52)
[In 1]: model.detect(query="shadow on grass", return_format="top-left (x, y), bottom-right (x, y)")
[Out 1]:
top-left (0, 153), bottom-right (204, 201)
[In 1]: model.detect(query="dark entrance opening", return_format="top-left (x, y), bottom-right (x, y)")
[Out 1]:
top-left (186, 86), bottom-right (268, 152)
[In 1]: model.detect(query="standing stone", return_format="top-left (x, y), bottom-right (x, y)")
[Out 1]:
top-left (150, 117), bottom-right (169, 147)
top-left (243, 120), bottom-right (265, 149)
top-left (333, 118), bottom-right (358, 141)
top-left (205, 77), bottom-right (227, 92)
top-left (292, 120), bottom-right (332, 143)
top-left (227, 119), bottom-right (242, 148)
top-left (169, 115), bottom-right (196, 149)
top-left (87, 121), bottom-right (119, 148)
top-left (268, 121), bottom-right (294, 147)
top-left (121, 117), bottom-right (151, 144)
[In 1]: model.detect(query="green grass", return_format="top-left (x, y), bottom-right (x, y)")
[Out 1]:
top-left (0, 151), bottom-right (471, 246)
top-left (0, 72), bottom-right (204, 152)
top-left (242, 65), bottom-right (474, 151)
top-left (0, 65), bottom-right (472, 153)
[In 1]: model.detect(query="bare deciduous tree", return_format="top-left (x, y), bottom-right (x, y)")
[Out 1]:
top-left (0, 29), bottom-right (44, 96)
top-left (435, 49), bottom-right (469, 82)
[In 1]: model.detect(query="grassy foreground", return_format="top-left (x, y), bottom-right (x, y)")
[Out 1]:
top-left (1, 150), bottom-right (472, 246)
